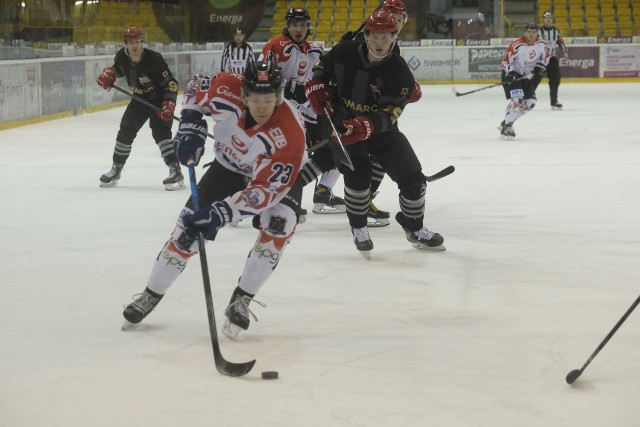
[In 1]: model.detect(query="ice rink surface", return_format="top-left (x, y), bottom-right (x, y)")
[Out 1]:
top-left (1, 82), bottom-right (639, 426)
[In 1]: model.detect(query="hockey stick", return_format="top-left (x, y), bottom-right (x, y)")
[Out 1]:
top-left (566, 294), bottom-right (640, 385)
top-left (324, 107), bottom-right (355, 171)
top-left (187, 162), bottom-right (256, 377)
top-left (112, 84), bottom-right (216, 139)
top-left (451, 74), bottom-right (532, 97)
top-left (425, 165), bottom-right (455, 182)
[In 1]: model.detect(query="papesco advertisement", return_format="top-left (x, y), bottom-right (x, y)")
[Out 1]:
top-left (601, 45), bottom-right (640, 77)
top-left (467, 47), bottom-right (503, 80)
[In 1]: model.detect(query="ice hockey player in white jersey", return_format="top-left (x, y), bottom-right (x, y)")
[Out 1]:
top-left (498, 22), bottom-right (549, 140)
top-left (122, 61), bottom-right (307, 338)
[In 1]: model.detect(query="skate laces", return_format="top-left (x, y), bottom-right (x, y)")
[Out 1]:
top-left (127, 291), bottom-right (160, 313)
top-left (352, 227), bottom-right (371, 243)
top-left (414, 227), bottom-right (436, 241)
top-left (229, 295), bottom-right (266, 322)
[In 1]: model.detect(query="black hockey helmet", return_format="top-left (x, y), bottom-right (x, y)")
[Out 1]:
top-left (242, 60), bottom-right (284, 103)
top-left (285, 7), bottom-right (311, 27)
top-left (524, 22), bottom-right (539, 31)
top-left (283, 7), bottom-right (312, 39)
top-left (543, 10), bottom-right (554, 18)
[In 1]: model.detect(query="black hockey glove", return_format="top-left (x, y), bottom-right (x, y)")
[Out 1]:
top-left (504, 71), bottom-right (520, 84)
top-left (284, 79), bottom-right (308, 104)
top-left (182, 201), bottom-right (231, 241)
top-left (531, 64), bottom-right (546, 87)
top-left (172, 114), bottom-right (208, 166)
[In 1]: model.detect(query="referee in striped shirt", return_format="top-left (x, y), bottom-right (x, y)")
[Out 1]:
top-left (221, 28), bottom-right (255, 74)
top-left (539, 11), bottom-right (569, 109)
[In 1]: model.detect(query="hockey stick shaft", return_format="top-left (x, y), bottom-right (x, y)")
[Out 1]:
top-left (452, 74), bottom-right (532, 97)
top-left (566, 294), bottom-right (640, 384)
top-left (324, 107), bottom-right (355, 171)
top-left (187, 163), bottom-right (255, 377)
top-left (112, 84), bottom-right (215, 139)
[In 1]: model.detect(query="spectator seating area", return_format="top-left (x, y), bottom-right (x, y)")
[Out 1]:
top-left (537, 0), bottom-right (638, 37)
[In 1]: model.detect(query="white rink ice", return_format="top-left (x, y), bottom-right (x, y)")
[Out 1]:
top-left (1, 82), bottom-right (639, 427)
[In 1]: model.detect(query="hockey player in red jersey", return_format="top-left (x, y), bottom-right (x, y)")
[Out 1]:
top-left (122, 61), bottom-right (307, 338)
top-left (305, 10), bottom-right (445, 259)
top-left (261, 7), bottom-right (346, 217)
top-left (499, 22), bottom-right (549, 140)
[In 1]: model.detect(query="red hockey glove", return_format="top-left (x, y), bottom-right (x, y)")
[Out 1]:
top-left (97, 67), bottom-right (117, 90)
top-left (304, 79), bottom-right (334, 116)
top-left (157, 100), bottom-right (176, 122)
top-left (409, 81), bottom-right (422, 103)
top-left (339, 116), bottom-right (374, 145)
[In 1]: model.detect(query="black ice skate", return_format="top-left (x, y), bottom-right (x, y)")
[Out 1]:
top-left (551, 102), bottom-right (563, 110)
top-left (367, 199), bottom-right (390, 227)
top-left (499, 122), bottom-right (516, 141)
top-left (122, 287), bottom-right (164, 329)
top-left (222, 288), bottom-right (266, 339)
top-left (99, 163), bottom-right (123, 187)
top-left (351, 226), bottom-right (374, 260)
top-left (395, 212), bottom-right (446, 251)
top-left (312, 184), bottom-right (347, 214)
top-left (163, 162), bottom-right (185, 191)
top-left (298, 208), bottom-right (307, 224)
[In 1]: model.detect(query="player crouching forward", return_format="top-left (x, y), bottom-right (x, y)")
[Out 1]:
top-left (498, 22), bottom-right (549, 141)
top-left (304, 10), bottom-right (445, 260)
top-left (122, 61), bottom-right (307, 338)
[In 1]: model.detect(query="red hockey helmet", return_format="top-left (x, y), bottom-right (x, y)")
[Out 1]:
top-left (123, 26), bottom-right (144, 43)
top-left (381, 0), bottom-right (408, 23)
top-left (365, 10), bottom-right (398, 33)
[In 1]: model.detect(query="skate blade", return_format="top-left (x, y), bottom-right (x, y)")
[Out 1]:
top-left (411, 242), bottom-right (446, 251)
top-left (222, 320), bottom-right (242, 339)
top-left (164, 181), bottom-right (186, 191)
top-left (358, 250), bottom-right (372, 260)
top-left (499, 135), bottom-right (515, 141)
top-left (552, 106), bottom-right (562, 110)
top-left (99, 180), bottom-right (118, 188)
top-left (228, 220), bottom-right (240, 227)
top-left (312, 203), bottom-right (347, 214)
top-left (121, 320), bottom-right (136, 330)
top-left (367, 218), bottom-right (390, 227)
top-left (297, 215), bottom-right (306, 224)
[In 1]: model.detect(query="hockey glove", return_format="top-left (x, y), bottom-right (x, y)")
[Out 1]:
top-left (531, 64), bottom-right (546, 87)
top-left (97, 67), bottom-right (117, 90)
top-left (284, 80), bottom-right (308, 104)
top-left (504, 71), bottom-right (520, 84)
top-left (304, 80), bottom-right (334, 116)
top-left (339, 116), bottom-right (374, 145)
top-left (409, 81), bottom-right (422, 103)
top-left (172, 115), bottom-right (208, 166)
top-left (182, 201), bottom-right (230, 241)
top-left (157, 100), bottom-right (176, 122)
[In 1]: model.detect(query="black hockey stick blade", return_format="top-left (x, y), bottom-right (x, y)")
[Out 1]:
top-left (188, 164), bottom-right (255, 377)
top-left (324, 108), bottom-right (355, 171)
top-left (425, 165), bottom-right (455, 182)
top-left (565, 294), bottom-right (640, 385)
top-left (451, 74), bottom-right (533, 97)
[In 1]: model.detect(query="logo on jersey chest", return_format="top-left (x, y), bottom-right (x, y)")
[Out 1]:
top-left (231, 135), bottom-right (249, 154)
top-left (297, 61), bottom-right (307, 77)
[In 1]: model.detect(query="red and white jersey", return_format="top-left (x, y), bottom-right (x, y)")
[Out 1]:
top-left (501, 36), bottom-right (549, 76)
top-left (182, 72), bottom-right (307, 219)
top-left (259, 35), bottom-right (323, 122)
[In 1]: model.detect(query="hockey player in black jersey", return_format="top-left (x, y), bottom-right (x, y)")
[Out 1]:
top-left (97, 26), bottom-right (183, 190)
top-left (304, 10), bottom-right (445, 259)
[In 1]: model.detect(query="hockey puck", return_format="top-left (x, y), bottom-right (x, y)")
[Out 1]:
top-left (261, 371), bottom-right (278, 380)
